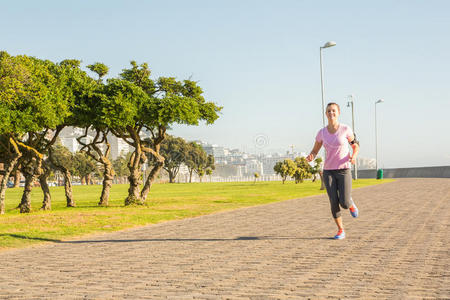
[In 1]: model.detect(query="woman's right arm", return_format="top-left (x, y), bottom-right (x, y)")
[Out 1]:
top-left (306, 140), bottom-right (323, 162)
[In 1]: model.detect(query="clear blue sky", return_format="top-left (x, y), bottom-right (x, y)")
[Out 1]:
top-left (1, 0), bottom-right (449, 168)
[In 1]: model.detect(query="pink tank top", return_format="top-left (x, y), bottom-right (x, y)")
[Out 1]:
top-left (315, 124), bottom-right (353, 170)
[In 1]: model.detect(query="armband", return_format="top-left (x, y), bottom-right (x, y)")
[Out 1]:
top-left (349, 134), bottom-right (360, 145)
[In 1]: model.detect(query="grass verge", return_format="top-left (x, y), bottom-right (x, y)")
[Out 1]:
top-left (0, 179), bottom-right (393, 251)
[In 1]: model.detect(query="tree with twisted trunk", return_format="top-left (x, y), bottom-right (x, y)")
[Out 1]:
top-left (0, 51), bottom-right (27, 213)
top-left (77, 129), bottom-right (115, 206)
top-left (17, 130), bottom-right (62, 213)
top-left (1, 52), bottom-right (71, 213)
top-left (0, 136), bottom-right (22, 214)
top-left (17, 148), bottom-right (43, 213)
top-left (73, 152), bottom-right (97, 186)
top-left (11, 167), bottom-right (21, 188)
top-left (185, 142), bottom-right (214, 183)
top-left (103, 61), bottom-right (221, 205)
top-left (151, 135), bottom-right (188, 183)
top-left (48, 143), bottom-right (75, 208)
top-left (74, 63), bottom-right (115, 206)
top-left (39, 160), bottom-right (52, 210)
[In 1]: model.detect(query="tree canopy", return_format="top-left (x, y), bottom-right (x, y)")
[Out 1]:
top-left (273, 159), bottom-right (296, 184)
top-left (157, 135), bottom-right (188, 183)
top-left (0, 51), bottom-right (222, 213)
top-left (103, 62), bottom-right (221, 204)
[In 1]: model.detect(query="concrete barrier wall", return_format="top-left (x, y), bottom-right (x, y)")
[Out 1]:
top-left (354, 166), bottom-right (450, 179)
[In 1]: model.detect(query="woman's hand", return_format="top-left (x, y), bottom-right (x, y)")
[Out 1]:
top-left (307, 141), bottom-right (323, 162)
top-left (306, 154), bottom-right (315, 162)
top-left (347, 134), bottom-right (359, 165)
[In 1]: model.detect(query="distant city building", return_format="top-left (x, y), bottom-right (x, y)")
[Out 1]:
top-left (60, 127), bottom-right (85, 152)
top-left (60, 130), bottom-right (318, 177)
top-left (108, 132), bottom-right (131, 159)
top-left (357, 157), bottom-right (376, 170)
top-left (260, 152), bottom-right (305, 175)
top-left (245, 159), bottom-right (264, 176)
top-left (201, 143), bottom-right (226, 158)
top-left (198, 141), bottom-right (308, 177)
top-left (261, 155), bottom-right (287, 175)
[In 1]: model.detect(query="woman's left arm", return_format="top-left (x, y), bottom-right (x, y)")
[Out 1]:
top-left (347, 134), bottom-right (360, 164)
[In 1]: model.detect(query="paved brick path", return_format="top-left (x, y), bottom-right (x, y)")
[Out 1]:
top-left (0, 178), bottom-right (449, 299)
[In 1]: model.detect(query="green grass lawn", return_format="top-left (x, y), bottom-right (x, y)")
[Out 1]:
top-left (0, 179), bottom-right (393, 250)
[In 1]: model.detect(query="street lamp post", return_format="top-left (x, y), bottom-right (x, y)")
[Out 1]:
top-left (347, 94), bottom-right (357, 180)
top-left (375, 99), bottom-right (384, 172)
top-left (320, 41), bottom-right (337, 128)
top-left (319, 41), bottom-right (336, 189)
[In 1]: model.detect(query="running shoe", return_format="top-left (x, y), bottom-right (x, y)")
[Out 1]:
top-left (334, 229), bottom-right (345, 240)
top-left (349, 202), bottom-right (359, 218)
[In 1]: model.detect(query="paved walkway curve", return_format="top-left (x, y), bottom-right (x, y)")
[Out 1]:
top-left (0, 178), bottom-right (449, 299)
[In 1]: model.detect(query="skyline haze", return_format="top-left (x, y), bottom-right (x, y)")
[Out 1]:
top-left (1, 0), bottom-right (449, 168)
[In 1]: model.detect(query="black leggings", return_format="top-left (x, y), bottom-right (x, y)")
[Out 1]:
top-left (323, 168), bottom-right (352, 218)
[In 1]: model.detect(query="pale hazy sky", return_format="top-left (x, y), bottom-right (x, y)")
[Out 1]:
top-left (1, 0), bottom-right (449, 168)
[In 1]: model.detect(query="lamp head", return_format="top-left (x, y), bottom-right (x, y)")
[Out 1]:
top-left (322, 41), bottom-right (337, 48)
top-left (376, 99), bottom-right (384, 104)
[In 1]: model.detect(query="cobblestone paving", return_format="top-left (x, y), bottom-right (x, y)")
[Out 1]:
top-left (0, 178), bottom-right (449, 299)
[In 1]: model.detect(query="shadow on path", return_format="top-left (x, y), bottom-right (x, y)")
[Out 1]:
top-left (1, 234), bottom-right (332, 245)
top-left (65, 236), bottom-right (333, 243)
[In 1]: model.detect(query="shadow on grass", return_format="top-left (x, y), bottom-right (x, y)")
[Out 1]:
top-left (1, 234), bottom-right (332, 245)
top-left (0, 234), bottom-right (62, 243)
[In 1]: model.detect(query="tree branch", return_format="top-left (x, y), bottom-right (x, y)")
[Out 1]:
top-left (43, 125), bottom-right (65, 152)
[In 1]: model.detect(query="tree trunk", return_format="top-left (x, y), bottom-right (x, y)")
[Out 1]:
top-left (47, 150), bottom-right (75, 208)
top-left (125, 167), bottom-right (142, 205)
top-left (140, 161), bottom-right (164, 204)
top-left (0, 173), bottom-right (8, 214)
top-left (64, 171), bottom-right (75, 207)
top-left (189, 170), bottom-right (193, 183)
top-left (0, 142), bottom-right (21, 214)
top-left (14, 169), bottom-right (21, 188)
top-left (168, 170), bottom-right (175, 183)
top-left (99, 161), bottom-right (114, 206)
top-left (39, 164), bottom-right (51, 210)
top-left (0, 159), bottom-right (20, 214)
top-left (123, 127), bottom-right (150, 205)
top-left (18, 155), bottom-right (43, 214)
top-left (19, 173), bottom-right (35, 213)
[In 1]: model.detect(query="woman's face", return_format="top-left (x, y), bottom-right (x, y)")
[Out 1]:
top-left (326, 104), bottom-right (340, 122)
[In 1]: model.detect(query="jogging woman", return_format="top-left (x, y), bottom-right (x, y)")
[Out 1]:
top-left (306, 102), bottom-right (360, 239)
